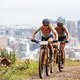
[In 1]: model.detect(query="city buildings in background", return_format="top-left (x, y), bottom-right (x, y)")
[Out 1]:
top-left (67, 20), bottom-right (76, 37)
top-left (0, 17), bottom-right (80, 60)
top-left (0, 25), bottom-right (40, 60)
top-left (77, 20), bottom-right (80, 41)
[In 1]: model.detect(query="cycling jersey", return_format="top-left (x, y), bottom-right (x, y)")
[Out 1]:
top-left (54, 26), bottom-right (66, 37)
top-left (54, 26), bottom-right (67, 41)
top-left (36, 25), bottom-right (54, 38)
top-left (41, 26), bottom-right (52, 38)
top-left (41, 26), bottom-right (51, 34)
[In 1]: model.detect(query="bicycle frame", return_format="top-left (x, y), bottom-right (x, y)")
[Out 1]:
top-left (40, 41), bottom-right (49, 65)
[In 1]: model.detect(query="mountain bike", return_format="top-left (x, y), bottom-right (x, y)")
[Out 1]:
top-left (57, 40), bottom-right (68, 72)
top-left (31, 39), bottom-right (58, 78)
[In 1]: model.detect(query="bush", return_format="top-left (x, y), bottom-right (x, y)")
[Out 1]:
top-left (0, 49), bottom-right (16, 64)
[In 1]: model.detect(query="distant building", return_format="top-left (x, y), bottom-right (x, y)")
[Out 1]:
top-left (17, 39), bottom-right (30, 58)
top-left (67, 20), bottom-right (76, 37)
top-left (77, 20), bottom-right (80, 41)
top-left (0, 25), bottom-right (41, 59)
top-left (77, 20), bottom-right (80, 28)
top-left (0, 27), bottom-right (6, 36)
top-left (68, 37), bottom-right (80, 47)
top-left (0, 36), bottom-right (8, 49)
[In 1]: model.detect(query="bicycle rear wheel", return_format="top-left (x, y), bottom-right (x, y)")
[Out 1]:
top-left (50, 49), bottom-right (58, 73)
top-left (58, 51), bottom-right (63, 72)
top-left (50, 53), bottom-right (55, 73)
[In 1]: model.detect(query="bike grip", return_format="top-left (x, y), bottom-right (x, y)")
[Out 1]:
top-left (31, 39), bottom-right (36, 42)
top-left (31, 39), bottom-right (38, 43)
top-left (65, 40), bottom-right (68, 43)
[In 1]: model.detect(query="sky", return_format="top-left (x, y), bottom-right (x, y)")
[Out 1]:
top-left (0, 0), bottom-right (80, 25)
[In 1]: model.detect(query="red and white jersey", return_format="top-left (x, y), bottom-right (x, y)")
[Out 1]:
top-left (35, 25), bottom-right (57, 38)
top-left (41, 26), bottom-right (51, 35)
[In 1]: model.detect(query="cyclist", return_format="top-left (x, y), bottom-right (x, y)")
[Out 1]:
top-left (54, 21), bottom-right (70, 68)
top-left (31, 19), bottom-right (58, 56)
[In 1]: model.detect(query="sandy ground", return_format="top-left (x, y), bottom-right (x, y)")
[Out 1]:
top-left (26, 66), bottom-right (80, 80)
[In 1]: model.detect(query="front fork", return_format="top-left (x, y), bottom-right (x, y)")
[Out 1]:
top-left (40, 46), bottom-right (49, 66)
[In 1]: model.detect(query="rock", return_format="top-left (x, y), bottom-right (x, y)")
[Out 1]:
top-left (0, 57), bottom-right (11, 66)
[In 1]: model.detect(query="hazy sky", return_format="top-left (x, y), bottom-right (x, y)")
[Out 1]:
top-left (0, 0), bottom-right (80, 25)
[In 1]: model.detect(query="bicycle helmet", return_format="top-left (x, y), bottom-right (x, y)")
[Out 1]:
top-left (42, 19), bottom-right (50, 26)
top-left (57, 21), bottom-right (63, 27)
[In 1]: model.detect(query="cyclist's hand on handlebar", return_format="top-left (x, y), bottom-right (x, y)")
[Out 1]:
top-left (31, 39), bottom-right (38, 43)
top-left (65, 40), bottom-right (69, 43)
top-left (31, 39), bottom-right (36, 42)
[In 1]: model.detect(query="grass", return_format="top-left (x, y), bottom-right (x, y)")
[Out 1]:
top-left (65, 59), bottom-right (80, 66)
top-left (0, 59), bottom-right (80, 80)
top-left (0, 49), bottom-right (38, 80)
top-left (0, 59), bottom-right (38, 80)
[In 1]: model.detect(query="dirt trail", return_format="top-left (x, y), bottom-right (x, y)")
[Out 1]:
top-left (26, 66), bottom-right (80, 80)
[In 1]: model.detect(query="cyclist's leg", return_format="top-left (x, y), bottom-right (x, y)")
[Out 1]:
top-left (54, 49), bottom-right (58, 63)
top-left (48, 37), bottom-right (54, 54)
top-left (48, 35), bottom-right (58, 63)
top-left (59, 36), bottom-right (66, 66)
top-left (48, 34), bottom-right (54, 52)
top-left (48, 35), bottom-right (54, 62)
top-left (48, 38), bottom-right (53, 62)
top-left (62, 36), bottom-right (67, 65)
top-left (61, 43), bottom-right (66, 65)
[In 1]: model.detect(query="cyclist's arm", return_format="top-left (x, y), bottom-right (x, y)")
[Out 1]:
top-left (32, 27), bottom-right (41, 40)
top-left (50, 26), bottom-right (58, 40)
top-left (63, 26), bottom-right (70, 40)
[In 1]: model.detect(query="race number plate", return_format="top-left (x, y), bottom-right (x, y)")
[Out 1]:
top-left (40, 41), bottom-right (48, 45)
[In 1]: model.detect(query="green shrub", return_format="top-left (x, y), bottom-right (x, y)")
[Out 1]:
top-left (0, 49), bottom-right (16, 64)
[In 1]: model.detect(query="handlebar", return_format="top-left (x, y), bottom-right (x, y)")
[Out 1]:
top-left (59, 40), bottom-right (68, 43)
top-left (31, 39), bottom-right (40, 43)
top-left (31, 39), bottom-right (58, 43)
top-left (31, 39), bottom-right (68, 44)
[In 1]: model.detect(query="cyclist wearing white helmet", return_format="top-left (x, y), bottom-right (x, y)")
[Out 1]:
top-left (54, 21), bottom-right (70, 68)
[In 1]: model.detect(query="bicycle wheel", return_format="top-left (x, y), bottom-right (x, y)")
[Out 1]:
top-left (58, 51), bottom-right (63, 72)
top-left (39, 48), bottom-right (45, 78)
top-left (50, 52), bottom-right (55, 73)
top-left (45, 48), bottom-right (50, 76)
top-left (50, 49), bottom-right (58, 73)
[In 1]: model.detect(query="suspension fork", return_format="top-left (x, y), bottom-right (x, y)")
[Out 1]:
top-left (41, 46), bottom-right (48, 65)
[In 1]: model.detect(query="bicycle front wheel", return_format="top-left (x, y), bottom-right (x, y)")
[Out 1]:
top-left (50, 53), bottom-right (55, 73)
top-left (45, 48), bottom-right (50, 76)
top-left (39, 48), bottom-right (45, 78)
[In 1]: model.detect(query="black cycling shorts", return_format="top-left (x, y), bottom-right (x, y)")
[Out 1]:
top-left (41, 35), bottom-right (53, 41)
top-left (58, 36), bottom-right (66, 41)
